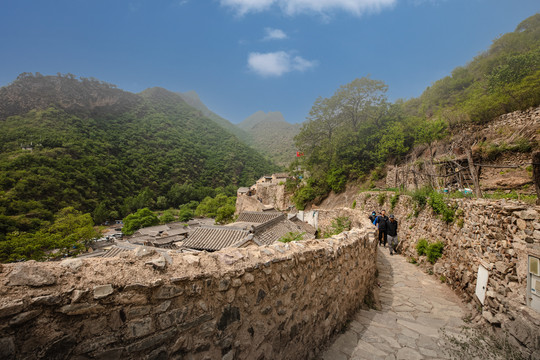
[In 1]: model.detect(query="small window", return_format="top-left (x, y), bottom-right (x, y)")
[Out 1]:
top-left (530, 256), bottom-right (539, 276)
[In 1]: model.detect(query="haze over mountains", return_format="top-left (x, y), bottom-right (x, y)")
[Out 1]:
top-left (179, 91), bottom-right (301, 166)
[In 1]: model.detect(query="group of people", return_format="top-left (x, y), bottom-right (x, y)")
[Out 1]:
top-left (369, 210), bottom-right (399, 255)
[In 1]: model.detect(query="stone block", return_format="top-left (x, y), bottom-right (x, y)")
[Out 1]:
top-left (518, 210), bottom-right (538, 220)
top-left (7, 265), bottom-right (56, 287)
top-left (154, 300), bottom-right (171, 313)
top-left (183, 254), bottom-right (200, 266)
top-left (93, 284), bottom-right (114, 299)
top-left (31, 294), bottom-right (62, 306)
top-left (60, 258), bottom-right (83, 271)
top-left (58, 303), bottom-right (105, 316)
top-left (0, 299), bottom-right (24, 318)
top-left (219, 278), bottom-right (231, 291)
top-left (517, 219), bottom-right (527, 230)
top-left (125, 328), bottom-right (177, 354)
top-left (74, 334), bottom-right (118, 355)
top-left (158, 308), bottom-right (186, 330)
top-left (243, 273), bottom-right (255, 283)
top-left (9, 310), bottom-right (42, 327)
top-left (125, 317), bottom-right (154, 339)
top-left (134, 247), bottom-right (155, 258)
top-left (153, 285), bottom-right (183, 300)
top-left (126, 305), bottom-right (151, 319)
top-left (145, 255), bottom-right (167, 270)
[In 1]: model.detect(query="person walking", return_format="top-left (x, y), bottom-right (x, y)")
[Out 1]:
top-left (368, 211), bottom-right (377, 224)
top-left (375, 210), bottom-right (389, 247)
top-left (387, 214), bottom-right (398, 255)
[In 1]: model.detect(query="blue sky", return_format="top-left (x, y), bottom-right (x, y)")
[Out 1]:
top-left (0, 0), bottom-right (538, 124)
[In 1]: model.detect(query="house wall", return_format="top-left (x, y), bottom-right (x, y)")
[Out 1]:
top-left (0, 228), bottom-right (377, 360)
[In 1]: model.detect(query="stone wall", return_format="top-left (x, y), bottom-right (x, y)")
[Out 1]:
top-left (236, 183), bottom-right (292, 214)
top-left (356, 191), bottom-right (540, 358)
top-left (385, 105), bottom-right (540, 191)
top-left (0, 228), bottom-right (377, 360)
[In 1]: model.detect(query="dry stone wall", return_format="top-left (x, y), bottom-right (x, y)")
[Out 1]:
top-left (357, 191), bottom-right (540, 358)
top-left (0, 228), bottom-right (377, 360)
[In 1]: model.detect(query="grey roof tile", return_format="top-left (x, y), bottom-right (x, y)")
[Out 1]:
top-left (182, 226), bottom-right (249, 251)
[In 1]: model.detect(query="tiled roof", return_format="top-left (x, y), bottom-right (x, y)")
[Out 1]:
top-left (290, 216), bottom-right (317, 235)
top-left (182, 226), bottom-right (249, 251)
top-left (273, 173), bottom-right (289, 178)
top-left (236, 211), bottom-right (283, 224)
top-left (135, 225), bottom-right (170, 236)
top-left (237, 187), bottom-right (250, 193)
top-left (253, 218), bottom-right (306, 245)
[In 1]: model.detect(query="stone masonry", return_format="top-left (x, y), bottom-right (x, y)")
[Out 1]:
top-left (355, 191), bottom-right (540, 358)
top-left (0, 228), bottom-right (377, 360)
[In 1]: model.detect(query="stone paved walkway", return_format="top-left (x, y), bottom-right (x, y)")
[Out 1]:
top-left (321, 246), bottom-right (469, 360)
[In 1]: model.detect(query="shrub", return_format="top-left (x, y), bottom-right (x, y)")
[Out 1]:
top-left (215, 204), bottom-right (236, 224)
top-left (292, 185), bottom-right (316, 211)
top-left (324, 216), bottom-right (351, 237)
top-left (159, 210), bottom-right (175, 224)
top-left (178, 208), bottom-right (194, 222)
top-left (411, 187), bottom-right (429, 208)
top-left (416, 238), bottom-right (429, 256)
top-left (351, 200), bottom-right (357, 209)
top-left (279, 232), bottom-right (305, 243)
top-left (427, 191), bottom-right (455, 223)
top-left (426, 241), bottom-right (445, 264)
top-left (390, 194), bottom-right (400, 211)
top-left (377, 192), bottom-right (386, 206)
top-left (326, 168), bottom-right (347, 193)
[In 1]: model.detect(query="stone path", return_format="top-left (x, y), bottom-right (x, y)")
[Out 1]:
top-left (321, 246), bottom-right (469, 360)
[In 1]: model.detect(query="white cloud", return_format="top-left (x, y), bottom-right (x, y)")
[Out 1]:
top-left (220, 0), bottom-right (275, 16)
top-left (264, 28), bottom-right (288, 40)
top-left (220, 0), bottom-right (397, 16)
top-left (247, 51), bottom-right (317, 77)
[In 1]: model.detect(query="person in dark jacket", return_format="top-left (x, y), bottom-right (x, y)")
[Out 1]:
top-left (387, 214), bottom-right (398, 255)
top-left (375, 210), bottom-right (389, 247)
top-left (368, 211), bottom-right (377, 224)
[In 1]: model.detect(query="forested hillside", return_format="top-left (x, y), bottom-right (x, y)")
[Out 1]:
top-left (238, 111), bottom-right (301, 166)
top-left (403, 13), bottom-right (540, 123)
top-left (292, 13), bottom-right (540, 209)
top-left (0, 74), bottom-right (278, 254)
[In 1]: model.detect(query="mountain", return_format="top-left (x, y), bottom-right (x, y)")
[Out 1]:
top-left (238, 111), bottom-right (301, 166)
top-left (178, 90), bottom-right (249, 142)
top-left (0, 73), bottom-right (279, 240)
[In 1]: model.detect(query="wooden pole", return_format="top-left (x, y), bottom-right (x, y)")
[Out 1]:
top-left (533, 151), bottom-right (540, 205)
top-left (466, 149), bottom-right (482, 198)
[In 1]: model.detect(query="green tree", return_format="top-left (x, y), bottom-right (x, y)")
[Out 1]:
top-left (92, 203), bottom-right (109, 225)
top-left (122, 208), bottom-right (159, 235)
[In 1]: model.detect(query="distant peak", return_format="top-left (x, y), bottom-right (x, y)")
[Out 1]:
top-left (181, 90), bottom-right (200, 101)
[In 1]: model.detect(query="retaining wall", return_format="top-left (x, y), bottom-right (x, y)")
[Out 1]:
top-left (356, 192), bottom-right (540, 358)
top-left (0, 228), bottom-right (377, 360)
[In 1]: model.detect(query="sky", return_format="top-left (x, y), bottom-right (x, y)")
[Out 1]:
top-left (0, 0), bottom-right (538, 124)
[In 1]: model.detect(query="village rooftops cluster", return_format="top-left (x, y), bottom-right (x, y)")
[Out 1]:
top-left (78, 210), bottom-right (315, 259)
